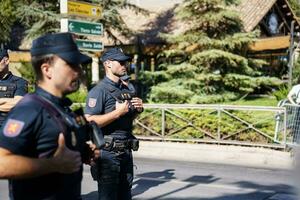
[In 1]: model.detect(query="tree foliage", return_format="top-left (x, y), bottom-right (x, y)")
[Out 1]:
top-left (16, 0), bottom-right (60, 41)
top-left (14, 0), bottom-right (148, 44)
top-left (0, 0), bottom-right (16, 44)
top-left (287, 0), bottom-right (300, 17)
top-left (140, 0), bottom-right (283, 104)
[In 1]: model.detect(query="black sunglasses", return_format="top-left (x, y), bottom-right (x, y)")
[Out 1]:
top-left (118, 60), bottom-right (128, 66)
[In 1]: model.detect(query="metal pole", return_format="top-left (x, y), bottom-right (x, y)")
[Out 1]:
top-left (217, 106), bottom-right (221, 141)
top-left (283, 107), bottom-right (287, 150)
top-left (91, 56), bottom-right (100, 83)
top-left (161, 108), bottom-right (165, 139)
top-left (288, 21), bottom-right (295, 88)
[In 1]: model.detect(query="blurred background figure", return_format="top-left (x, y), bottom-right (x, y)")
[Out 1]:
top-left (0, 49), bottom-right (28, 126)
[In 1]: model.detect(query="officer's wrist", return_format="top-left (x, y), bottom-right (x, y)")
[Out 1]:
top-left (114, 109), bottom-right (122, 119)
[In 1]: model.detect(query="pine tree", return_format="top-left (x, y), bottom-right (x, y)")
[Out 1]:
top-left (0, 0), bottom-right (16, 45)
top-left (287, 0), bottom-right (300, 17)
top-left (16, 0), bottom-right (60, 41)
top-left (141, 0), bottom-right (283, 104)
top-left (15, 0), bottom-right (148, 44)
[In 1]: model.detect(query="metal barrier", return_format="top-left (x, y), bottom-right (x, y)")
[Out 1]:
top-left (275, 100), bottom-right (300, 147)
top-left (133, 104), bottom-right (287, 149)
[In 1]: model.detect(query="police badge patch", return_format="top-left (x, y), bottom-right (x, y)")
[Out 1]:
top-left (88, 98), bottom-right (97, 108)
top-left (3, 119), bottom-right (25, 137)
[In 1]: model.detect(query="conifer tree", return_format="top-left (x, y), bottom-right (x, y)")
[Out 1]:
top-left (0, 0), bottom-right (16, 45)
top-left (16, 0), bottom-right (59, 40)
top-left (15, 0), bottom-right (148, 44)
top-left (141, 0), bottom-right (282, 103)
top-left (287, 0), bottom-right (300, 17)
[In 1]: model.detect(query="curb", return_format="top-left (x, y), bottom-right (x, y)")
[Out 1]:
top-left (133, 141), bottom-right (294, 169)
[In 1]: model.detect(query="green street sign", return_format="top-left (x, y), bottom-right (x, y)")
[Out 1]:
top-left (76, 39), bottom-right (103, 51)
top-left (61, 19), bottom-right (103, 36)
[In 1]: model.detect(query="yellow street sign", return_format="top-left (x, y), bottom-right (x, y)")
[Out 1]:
top-left (60, 0), bottom-right (102, 19)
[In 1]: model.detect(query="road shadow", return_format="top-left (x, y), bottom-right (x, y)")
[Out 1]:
top-left (82, 170), bottom-right (297, 200)
top-left (132, 169), bottom-right (221, 199)
top-left (132, 169), bottom-right (176, 196)
top-left (133, 173), bottom-right (297, 200)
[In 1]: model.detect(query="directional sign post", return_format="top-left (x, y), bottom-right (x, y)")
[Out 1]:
top-left (76, 40), bottom-right (103, 52)
top-left (60, 0), bottom-right (104, 82)
top-left (61, 19), bottom-right (103, 36)
top-left (60, 0), bottom-right (102, 18)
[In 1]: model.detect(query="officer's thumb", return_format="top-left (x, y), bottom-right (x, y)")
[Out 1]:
top-left (57, 133), bottom-right (66, 149)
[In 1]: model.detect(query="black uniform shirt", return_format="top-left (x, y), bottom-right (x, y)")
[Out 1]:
top-left (0, 71), bottom-right (28, 97)
top-left (0, 87), bottom-right (83, 200)
top-left (85, 76), bottom-right (135, 138)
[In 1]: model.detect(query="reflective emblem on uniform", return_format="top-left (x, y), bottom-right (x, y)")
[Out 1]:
top-left (0, 86), bottom-right (7, 91)
top-left (3, 119), bottom-right (24, 137)
top-left (88, 98), bottom-right (97, 108)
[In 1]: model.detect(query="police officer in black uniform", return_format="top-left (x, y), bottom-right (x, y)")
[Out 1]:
top-left (85, 48), bottom-right (143, 200)
top-left (0, 49), bottom-right (28, 125)
top-left (0, 32), bottom-right (96, 200)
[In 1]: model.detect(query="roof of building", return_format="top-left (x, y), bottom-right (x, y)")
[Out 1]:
top-left (110, 0), bottom-right (300, 47)
top-left (236, 0), bottom-right (277, 32)
top-left (236, 0), bottom-right (300, 32)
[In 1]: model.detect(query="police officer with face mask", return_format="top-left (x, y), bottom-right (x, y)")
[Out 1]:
top-left (0, 49), bottom-right (28, 125)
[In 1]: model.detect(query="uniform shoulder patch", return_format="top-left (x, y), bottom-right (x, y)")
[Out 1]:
top-left (88, 98), bottom-right (97, 108)
top-left (3, 119), bottom-right (25, 137)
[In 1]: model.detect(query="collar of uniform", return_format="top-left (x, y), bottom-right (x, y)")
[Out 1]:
top-left (0, 71), bottom-right (12, 81)
top-left (103, 76), bottom-right (122, 88)
top-left (35, 87), bottom-right (72, 107)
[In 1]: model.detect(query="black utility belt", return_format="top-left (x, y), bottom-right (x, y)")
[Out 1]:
top-left (103, 136), bottom-right (139, 152)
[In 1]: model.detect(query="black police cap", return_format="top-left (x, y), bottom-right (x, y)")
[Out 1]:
top-left (31, 32), bottom-right (92, 65)
top-left (0, 49), bottom-right (9, 60)
top-left (101, 47), bottom-right (131, 62)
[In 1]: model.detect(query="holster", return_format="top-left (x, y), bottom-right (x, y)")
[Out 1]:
top-left (103, 136), bottom-right (139, 152)
top-left (128, 138), bottom-right (139, 151)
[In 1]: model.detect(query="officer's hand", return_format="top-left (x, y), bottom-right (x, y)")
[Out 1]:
top-left (0, 99), bottom-right (7, 105)
top-left (53, 133), bottom-right (82, 174)
top-left (131, 97), bottom-right (143, 112)
top-left (115, 100), bottom-right (129, 116)
top-left (86, 141), bottom-right (101, 165)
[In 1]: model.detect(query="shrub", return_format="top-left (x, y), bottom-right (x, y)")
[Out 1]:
top-left (271, 84), bottom-right (289, 101)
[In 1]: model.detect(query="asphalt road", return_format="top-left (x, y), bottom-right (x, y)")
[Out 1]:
top-left (0, 157), bottom-right (297, 200)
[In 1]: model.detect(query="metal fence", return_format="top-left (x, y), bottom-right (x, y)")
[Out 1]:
top-left (274, 101), bottom-right (300, 147)
top-left (133, 104), bottom-right (288, 149)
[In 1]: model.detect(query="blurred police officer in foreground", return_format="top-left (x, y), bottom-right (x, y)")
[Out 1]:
top-left (0, 49), bottom-right (28, 125)
top-left (85, 48), bottom-right (143, 200)
top-left (0, 32), bottom-right (95, 200)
